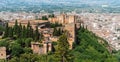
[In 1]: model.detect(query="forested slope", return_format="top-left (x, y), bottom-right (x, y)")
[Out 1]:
top-left (72, 27), bottom-right (118, 62)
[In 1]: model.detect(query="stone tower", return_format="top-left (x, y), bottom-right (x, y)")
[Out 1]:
top-left (31, 42), bottom-right (42, 54)
top-left (64, 23), bottom-right (76, 49)
top-left (0, 47), bottom-right (6, 59)
top-left (31, 41), bottom-right (52, 54)
top-left (57, 14), bottom-right (66, 24)
top-left (43, 42), bottom-right (52, 54)
top-left (67, 15), bottom-right (75, 24)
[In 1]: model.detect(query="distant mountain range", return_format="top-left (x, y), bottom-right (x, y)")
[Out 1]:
top-left (0, 0), bottom-right (120, 13)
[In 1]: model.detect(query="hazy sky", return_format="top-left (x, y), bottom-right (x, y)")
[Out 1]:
top-left (25, 0), bottom-right (119, 5)
top-left (1, 0), bottom-right (120, 6)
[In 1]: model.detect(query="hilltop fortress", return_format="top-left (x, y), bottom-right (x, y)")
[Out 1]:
top-left (7, 13), bottom-right (82, 55)
top-left (1, 13), bottom-right (120, 58)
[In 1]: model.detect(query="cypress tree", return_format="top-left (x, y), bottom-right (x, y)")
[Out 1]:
top-left (27, 21), bottom-right (30, 28)
top-left (53, 28), bottom-right (57, 36)
top-left (13, 20), bottom-right (18, 35)
top-left (34, 26), bottom-right (40, 41)
top-left (29, 26), bottom-right (34, 38)
top-left (26, 21), bottom-right (31, 38)
top-left (17, 25), bottom-right (21, 38)
top-left (8, 27), bottom-right (13, 38)
top-left (22, 26), bottom-right (26, 38)
top-left (19, 23), bottom-right (22, 38)
top-left (4, 23), bottom-right (9, 38)
top-left (19, 23), bottom-right (22, 31)
top-left (58, 28), bottom-right (62, 36)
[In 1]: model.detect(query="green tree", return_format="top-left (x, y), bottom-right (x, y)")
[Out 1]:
top-left (53, 28), bottom-right (62, 36)
top-left (54, 34), bottom-right (73, 62)
top-left (34, 26), bottom-right (40, 41)
top-left (21, 25), bottom-right (26, 38)
top-left (42, 16), bottom-right (48, 20)
top-left (16, 39), bottom-right (24, 47)
top-left (9, 57), bottom-right (19, 62)
top-left (29, 26), bottom-right (34, 38)
top-left (53, 28), bottom-right (58, 36)
top-left (58, 28), bottom-right (62, 36)
top-left (13, 20), bottom-right (18, 35)
top-left (4, 23), bottom-right (9, 38)
top-left (24, 38), bottom-right (33, 47)
top-left (18, 23), bottom-right (22, 38)
top-left (26, 21), bottom-right (31, 38)
top-left (49, 14), bottom-right (55, 18)
top-left (50, 22), bottom-right (62, 28)
top-left (19, 53), bottom-right (40, 62)
top-left (0, 25), bottom-right (5, 31)
top-left (0, 39), bottom-right (9, 51)
top-left (10, 43), bottom-right (24, 57)
top-left (8, 27), bottom-right (13, 38)
top-left (23, 47), bottom-right (32, 54)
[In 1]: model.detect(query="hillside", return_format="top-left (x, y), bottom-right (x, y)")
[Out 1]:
top-left (72, 27), bottom-right (118, 62)
top-left (0, 25), bottom-right (118, 62)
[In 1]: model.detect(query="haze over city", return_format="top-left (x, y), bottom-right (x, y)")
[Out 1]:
top-left (0, 0), bottom-right (120, 13)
